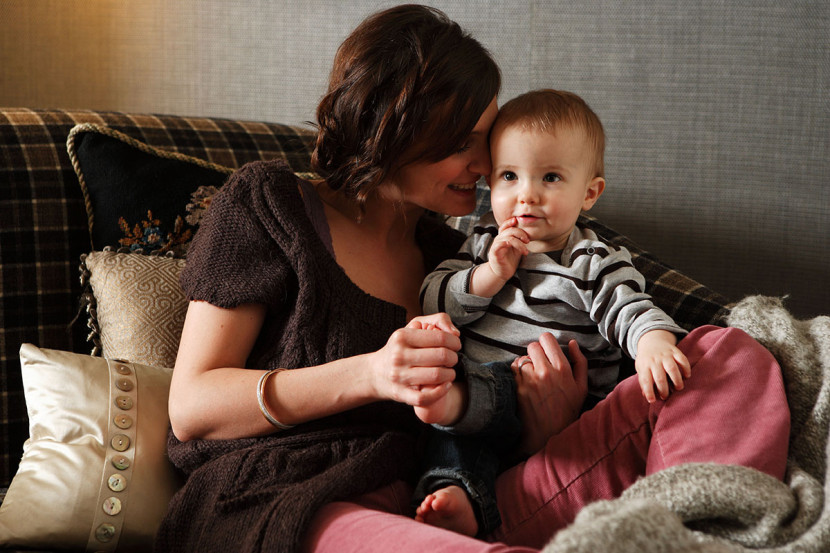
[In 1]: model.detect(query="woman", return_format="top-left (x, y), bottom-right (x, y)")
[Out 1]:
top-left (157, 5), bottom-right (789, 552)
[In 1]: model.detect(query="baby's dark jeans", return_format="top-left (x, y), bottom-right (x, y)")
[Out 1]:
top-left (412, 358), bottom-right (521, 536)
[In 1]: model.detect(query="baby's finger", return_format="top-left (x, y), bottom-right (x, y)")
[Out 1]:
top-left (401, 326), bottom-right (462, 352)
top-left (676, 352), bottom-right (692, 379)
top-left (652, 367), bottom-right (670, 400)
top-left (504, 236), bottom-right (530, 255)
top-left (409, 313), bottom-right (460, 336)
top-left (498, 217), bottom-right (519, 232)
top-left (500, 226), bottom-right (531, 244)
top-left (492, 234), bottom-right (521, 251)
top-left (665, 362), bottom-right (685, 390)
top-left (638, 370), bottom-right (656, 403)
top-left (492, 233), bottom-right (527, 254)
top-left (429, 320), bottom-right (459, 336)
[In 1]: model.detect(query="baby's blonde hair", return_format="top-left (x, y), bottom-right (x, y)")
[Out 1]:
top-left (493, 89), bottom-right (605, 178)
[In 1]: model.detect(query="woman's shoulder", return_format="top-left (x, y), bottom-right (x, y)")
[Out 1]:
top-left (181, 160), bottom-right (306, 307)
top-left (207, 159), bottom-right (308, 224)
top-left (222, 159), bottom-right (299, 198)
top-left (190, 159), bottom-right (309, 251)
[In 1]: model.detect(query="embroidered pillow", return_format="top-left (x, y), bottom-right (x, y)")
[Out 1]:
top-left (67, 124), bottom-right (234, 255)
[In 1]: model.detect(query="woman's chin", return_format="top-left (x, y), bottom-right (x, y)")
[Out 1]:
top-left (441, 190), bottom-right (477, 217)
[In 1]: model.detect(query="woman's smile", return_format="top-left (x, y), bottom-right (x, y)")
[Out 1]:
top-left (448, 181), bottom-right (478, 192)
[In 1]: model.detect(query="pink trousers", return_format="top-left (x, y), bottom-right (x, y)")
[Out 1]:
top-left (303, 326), bottom-right (790, 552)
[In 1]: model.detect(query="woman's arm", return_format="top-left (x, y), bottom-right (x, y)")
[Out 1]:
top-left (169, 300), bottom-right (462, 442)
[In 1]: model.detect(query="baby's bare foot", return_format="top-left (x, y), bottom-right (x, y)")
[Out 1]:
top-left (414, 485), bottom-right (478, 537)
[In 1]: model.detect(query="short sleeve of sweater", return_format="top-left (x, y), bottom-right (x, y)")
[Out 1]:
top-left (180, 160), bottom-right (299, 309)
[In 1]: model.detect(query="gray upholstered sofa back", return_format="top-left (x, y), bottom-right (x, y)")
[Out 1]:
top-left (467, 1), bottom-right (827, 319)
top-left (2, 2), bottom-right (826, 318)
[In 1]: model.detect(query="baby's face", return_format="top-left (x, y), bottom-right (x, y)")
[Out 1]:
top-left (489, 124), bottom-right (603, 253)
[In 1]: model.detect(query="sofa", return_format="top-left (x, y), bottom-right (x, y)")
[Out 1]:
top-left (0, 107), bottom-right (827, 552)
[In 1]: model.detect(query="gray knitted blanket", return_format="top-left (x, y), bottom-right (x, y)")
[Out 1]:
top-left (544, 296), bottom-right (830, 553)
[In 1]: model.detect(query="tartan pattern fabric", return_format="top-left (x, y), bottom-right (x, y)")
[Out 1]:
top-left (0, 107), bottom-right (730, 491)
top-left (0, 108), bottom-right (315, 488)
top-left (576, 213), bottom-right (732, 332)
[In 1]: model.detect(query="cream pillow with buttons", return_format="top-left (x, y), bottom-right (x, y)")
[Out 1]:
top-left (0, 345), bottom-right (180, 552)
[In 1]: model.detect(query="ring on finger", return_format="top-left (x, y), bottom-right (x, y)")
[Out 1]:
top-left (518, 357), bottom-right (533, 369)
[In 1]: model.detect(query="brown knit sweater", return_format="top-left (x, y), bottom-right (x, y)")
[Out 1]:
top-left (154, 160), bottom-right (465, 553)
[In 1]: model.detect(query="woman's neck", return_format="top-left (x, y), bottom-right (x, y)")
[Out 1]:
top-left (317, 182), bottom-right (425, 249)
top-left (314, 181), bottom-right (427, 319)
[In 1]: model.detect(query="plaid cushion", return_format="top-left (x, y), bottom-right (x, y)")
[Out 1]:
top-left (0, 108), bottom-right (315, 488)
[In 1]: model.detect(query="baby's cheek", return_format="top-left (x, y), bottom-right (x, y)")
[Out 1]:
top-left (489, 195), bottom-right (513, 225)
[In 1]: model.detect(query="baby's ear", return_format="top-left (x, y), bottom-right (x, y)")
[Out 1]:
top-left (582, 177), bottom-right (605, 211)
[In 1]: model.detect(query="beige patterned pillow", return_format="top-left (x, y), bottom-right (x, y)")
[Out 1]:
top-left (83, 251), bottom-right (188, 367)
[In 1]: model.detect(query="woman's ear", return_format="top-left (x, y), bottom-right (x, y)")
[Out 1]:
top-left (582, 177), bottom-right (605, 211)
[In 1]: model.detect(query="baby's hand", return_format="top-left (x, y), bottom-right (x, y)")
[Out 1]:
top-left (407, 313), bottom-right (460, 337)
top-left (488, 217), bottom-right (530, 281)
top-left (635, 330), bottom-right (691, 403)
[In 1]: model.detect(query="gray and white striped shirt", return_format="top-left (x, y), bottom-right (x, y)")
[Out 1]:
top-left (421, 212), bottom-right (686, 397)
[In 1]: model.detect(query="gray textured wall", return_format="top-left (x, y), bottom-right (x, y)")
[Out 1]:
top-left (1, 0), bottom-right (827, 318)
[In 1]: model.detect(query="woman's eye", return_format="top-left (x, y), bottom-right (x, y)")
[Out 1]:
top-left (543, 173), bottom-right (561, 183)
top-left (502, 171), bottom-right (517, 181)
top-left (456, 143), bottom-right (472, 154)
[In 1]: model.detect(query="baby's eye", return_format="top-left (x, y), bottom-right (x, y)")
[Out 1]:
top-left (501, 171), bottom-right (517, 181)
top-left (543, 173), bottom-right (561, 183)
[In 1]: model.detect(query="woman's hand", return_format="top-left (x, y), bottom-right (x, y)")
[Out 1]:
top-left (512, 334), bottom-right (588, 455)
top-left (368, 313), bottom-right (461, 407)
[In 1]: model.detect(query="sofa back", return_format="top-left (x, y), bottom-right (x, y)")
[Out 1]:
top-left (0, 107), bottom-right (734, 490)
top-left (0, 108), bottom-right (316, 487)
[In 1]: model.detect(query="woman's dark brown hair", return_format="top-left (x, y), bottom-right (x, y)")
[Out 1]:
top-left (312, 4), bottom-right (501, 206)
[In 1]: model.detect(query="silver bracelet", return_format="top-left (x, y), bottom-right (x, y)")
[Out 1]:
top-left (256, 368), bottom-right (295, 430)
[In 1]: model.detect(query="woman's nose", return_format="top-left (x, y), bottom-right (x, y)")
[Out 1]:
top-left (467, 141), bottom-right (492, 177)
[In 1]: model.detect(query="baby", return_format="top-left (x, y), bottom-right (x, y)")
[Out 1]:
top-left (413, 89), bottom-right (691, 537)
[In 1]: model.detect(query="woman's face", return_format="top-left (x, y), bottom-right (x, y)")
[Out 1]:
top-left (391, 97), bottom-right (499, 217)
